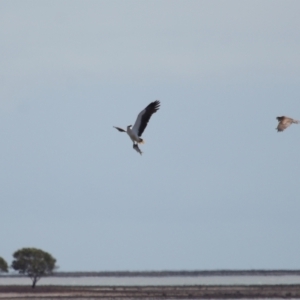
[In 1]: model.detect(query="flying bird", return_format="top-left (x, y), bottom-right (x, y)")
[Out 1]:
top-left (114, 100), bottom-right (160, 155)
top-left (276, 116), bottom-right (299, 132)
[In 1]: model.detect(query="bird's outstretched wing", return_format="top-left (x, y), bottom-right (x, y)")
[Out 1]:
top-left (276, 116), bottom-right (298, 132)
top-left (132, 100), bottom-right (160, 137)
top-left (113, 126), bottom-right (126, 132)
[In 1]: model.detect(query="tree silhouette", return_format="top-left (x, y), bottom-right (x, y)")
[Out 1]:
top-left (11, 248), bottom-right (57, 288)
top-left (0, 257), bottom-right (8, 273)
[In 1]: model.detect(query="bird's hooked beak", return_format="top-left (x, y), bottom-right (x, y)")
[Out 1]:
top-left (127, 125), bottom-right (132, 128)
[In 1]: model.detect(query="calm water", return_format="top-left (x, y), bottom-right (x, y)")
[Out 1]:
top-left (1, 275), bottom-right (300, 286)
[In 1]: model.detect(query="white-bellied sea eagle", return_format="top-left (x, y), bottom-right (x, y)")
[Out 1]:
top-left (114, 100), bottom-right (160, 155)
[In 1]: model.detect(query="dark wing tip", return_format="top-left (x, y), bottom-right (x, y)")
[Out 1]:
top-left (148, 100), bottom-right (160, 113)
top-left (113, 126), bottom-right (126, 132)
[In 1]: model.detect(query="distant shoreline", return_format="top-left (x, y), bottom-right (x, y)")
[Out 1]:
top-left (2, 269), bottom-right (300, 278)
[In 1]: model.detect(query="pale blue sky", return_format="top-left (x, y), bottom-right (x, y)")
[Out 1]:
top-left (1, 0), bottom-right (300, 271)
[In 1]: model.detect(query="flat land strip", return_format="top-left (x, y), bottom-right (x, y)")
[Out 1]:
top-left (1, 285), bottom-right (300, 299)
